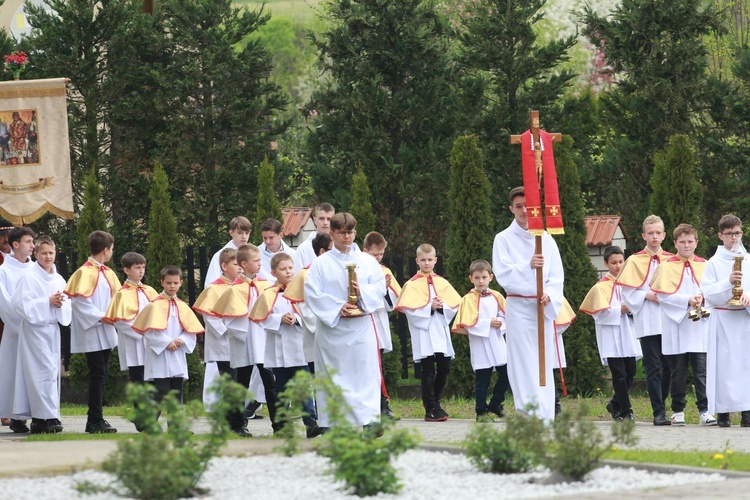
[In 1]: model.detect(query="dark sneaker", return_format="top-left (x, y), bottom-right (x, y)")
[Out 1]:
top-left (306, 422), bottom-right (324, 438)
top-left (30, 419), bottom-right (63, 434)
top-left (487, 404), bottom-right (505, 419)
top-left (435, 403), bottom-right (449, 420)
top-left (476, 412), bottom-right (495, 423)
top-left (9, 419), bottom-right (29, 434)
top-left (618, 410), bottom-right (635, 422)
top-left (381, 401), bottom-right (400, 420)
top-left (231, 426), bottom-right (253, 438)
top-left (425, 408), bottom-right (448, 422)
top-left (741, 411), bottom-right (750, 428)
top-left (86, 420), bottom-right (117, 434)
top-left (718, 413), bottom-right (732, 428)
top-left (245, 401), bottom-right (263, 419)
top-left (606, 401), bottom-right (619, 420)
top-left (653, 412), bottom-right (672, 426)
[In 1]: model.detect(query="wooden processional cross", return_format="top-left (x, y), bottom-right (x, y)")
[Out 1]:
top-left (510, 110), bottom-right (562, 387)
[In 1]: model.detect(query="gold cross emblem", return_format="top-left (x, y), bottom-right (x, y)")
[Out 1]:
top-left (549, 206), bottom-right (559, 216)
top-left (531, 207), bottom-right (540, 217)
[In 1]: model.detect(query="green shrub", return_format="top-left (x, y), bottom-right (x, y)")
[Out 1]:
top-left (465, 418), bottom-right (537, 474)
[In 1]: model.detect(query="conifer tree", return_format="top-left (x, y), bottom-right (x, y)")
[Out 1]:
top-left (348, 167), bottom-right (376, 245)
top-left (145, 162), bottom-right (182, 288)
top-left (76, 168), bottom-right (108, 265)
top-left (650, 134), bottom-right (705, 254)
top-left (445, 135), bottom-right (495, 397)
top-left (555, 136), bottom-right (604, 395)
top-left (255, 156), bottom-right (284, 238)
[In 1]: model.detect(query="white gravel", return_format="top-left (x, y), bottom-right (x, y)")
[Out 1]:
top-left (0, 450), bottom-right (727, 499)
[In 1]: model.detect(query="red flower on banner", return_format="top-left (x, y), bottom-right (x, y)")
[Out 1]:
top-left (4, 51), bottom-right (28, 79)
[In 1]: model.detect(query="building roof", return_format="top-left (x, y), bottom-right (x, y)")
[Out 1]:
top-left (281, 207), bottom-right (312, 237)
top-left (584, 216), bottom-right (627, 246)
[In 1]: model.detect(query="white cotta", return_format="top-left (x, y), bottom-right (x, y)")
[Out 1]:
top-left (371, 281), bottom-right (398, 353)
top-left (591, 282), bottom-right (642, 365)
top-left (653, 265), bottom-right (708, 355)
top-left (403, 283), bottom-right (457, 361)
top-left (69, 270), bottom-right (116, 353)
top-left (465, 294), bottom-right (508, 371)
top-left (143, 299), bottom-right (197, 381)
top-left (258, 293), bottom-right (305, 369)
top-left (293, 232), bottom-right (317, 273)
top-left (113, 287), bottom-right (150, 371)
top-left (204, 240), bottom-right (237, 288)
top-left (621, 254), bottom-right (664, 339)
top-left (258, 242), bottom-right (296, 282)
top-left (224, 285), bottom-right (265, 368)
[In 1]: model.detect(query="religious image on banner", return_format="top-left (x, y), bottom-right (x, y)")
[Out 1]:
top-left (0, 109), bottom-right (40, 165)
top-left (0, 78), bottom-right (73, 224)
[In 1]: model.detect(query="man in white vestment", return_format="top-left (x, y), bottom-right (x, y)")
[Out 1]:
top-left (304, 213), bottom-right (385, 427)
top-left (258, 218), bottom-right (296, 281)
top-left (294, 203), bottom-right (335, 272)
top-left (702, 214), bottom-right (750, 427)
top-left (492, 186), bottom-right (564, 423)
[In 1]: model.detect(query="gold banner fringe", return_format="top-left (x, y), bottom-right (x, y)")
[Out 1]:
top-left (0, 86), bottom-right (66, 99)
top-left (0, 202), bottom-right (74, 225)
top-left (528, 229), bottom-right (545, 236)
top-left (547, 228), bottom-right (565, 235)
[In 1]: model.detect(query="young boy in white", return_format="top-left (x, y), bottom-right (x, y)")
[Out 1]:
top-left (579, 246), bottom-right (641, 421)
top-left (0, 227), bottom-right (35, 433)
top-left (396, 244), bottom-right (461, 422)
top-left (258, 218), bottom-right (296, 281)
top-left (701, 214), bottom-right (750, 427)
top-left (362, 231), bottom-right (401, 419)
top-left (294, 203), bottom-right (335, 272)
top-left (12, 235), bottom-right (71, 434)
top-left (650, 224), bottom-right (716, 426)
top-left (452, 260), bottom-right (509, 422)
top-left (132, 266), bottom-right (203, 412)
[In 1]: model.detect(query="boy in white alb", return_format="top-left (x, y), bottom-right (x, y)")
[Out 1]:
top-left (396, 244), bottom-right (461, 422)
top-left (12, 235), bottom-right (71, 434)
top-left (650, 224), bottom-right (716, 426)
top-left (452, 260), bottom-right (509, 422)
top-left (580, 246), bottom-right (641, 421)
top-left (204, 216), bottom-right (251, 288)
top-left (362, 231), bottom-right (401, 419)
top-left (701, 214), bottom-right (750, 427)
top-left (0, 227), bottom-right (36, 433)
top-left (258, 218), bottom-right (297, 281)
top-left (294, 203), bottom-right (335, 272)
top-left (132, 266), bottom-right (203, 413)
top-left (64, 230), bottom-right (121, 434)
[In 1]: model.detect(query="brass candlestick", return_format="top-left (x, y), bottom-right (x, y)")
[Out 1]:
top-left (728, 255), bottom-right (744, 307)
top-left (343, 263), bottom-right (366, 317)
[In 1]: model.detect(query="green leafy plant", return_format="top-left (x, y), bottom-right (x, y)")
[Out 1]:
top-left (77, 374), bottom-right (248, 499)
top-left (465, 418), bottom-right (537, 474)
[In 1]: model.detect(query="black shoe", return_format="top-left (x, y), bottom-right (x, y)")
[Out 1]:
top-left (30, 419), bottom-right (63, 435)
top-left (381, 401), bottom-right (400, 420)
top-left (606, 401), bottom-right (619, 420)
top-left (476, 412), bottom-right (495, 423)
top-left (718, 413), bottom-right (732, 427)
top-left (9, 419), bottom-right (29, 434)
top-left (741, 411), bottom-right (750, 428)
top-left (86, 419), bottom-right (117, 434)
top-left (487, 403), bottom-right (505, 419)
top-left (653, 413), bottom-right (672, 426)
top-left (424, 408), bottom-right (448, 422)
top-left (244, 401), bottom-right (263, 419)
top-left (363, 422), bottom-right (384, 438)
top-left (231, 426), bottom-right (253, 438)
top-left (435, 403), bottom-right (449, 420)
top-left (306, 422), bottom-right (324, 439)
top-left (618, 410), bottom-right (635, 422)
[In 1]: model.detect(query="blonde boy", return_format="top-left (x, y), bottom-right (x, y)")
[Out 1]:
top-left (650, 224), bottom-right (716, 426)
top-left (396, 244), bottom-right (461, 421)
top-left (452, 260), bottom-right (509, 422)
top-left (617, 215), bottom-right (673, 425)
top-left (64, 230), bottom-right (121, 434)
top-left (363, 231), bottom-right (401, 419)
top-left (204, 216), bottom-right (251, 288)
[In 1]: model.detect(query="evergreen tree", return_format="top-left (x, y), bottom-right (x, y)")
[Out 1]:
top-left (76, 168), bottom-right (108, 265)
top-left (348, 167), bottom-right (376, 245)
top-left (445, 135), bottom-right (495, 397)
top-left (650, 134), bottom-right (705, 253)
top-left (307, 0), bottom-right (459, 255)
top-left (555, 136), bottom-right (603, 395)
top-left (145, 162), bottom-right (182, 288)
top-left (582, 0), bottom-right (721, 239)
top-left (255, 156), bottom-right (284, 236)
top-left (457, 0), bottom-right (577, 221)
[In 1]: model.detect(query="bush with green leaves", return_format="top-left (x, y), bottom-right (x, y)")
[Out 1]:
top-left (77, 374), bottom-right (248, 499)
top-left (465, 418), bottom-right (537, 474)
top-left (276, 369), bottom-right (420, 497)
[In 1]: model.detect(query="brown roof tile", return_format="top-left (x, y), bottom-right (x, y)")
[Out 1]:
top-left (282, 207), bottom-right (312, 237)
top-left (584, 215), bottom-right (627, 246)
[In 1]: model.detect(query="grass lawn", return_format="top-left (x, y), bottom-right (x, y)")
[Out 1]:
top-left (233, 0), bottom-right (320, 25)
top-left (603, 448), bottom-right (750, 471)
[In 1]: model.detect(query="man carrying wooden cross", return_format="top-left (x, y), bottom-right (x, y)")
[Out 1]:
top-left (492, 111), bottom-right (565, 423)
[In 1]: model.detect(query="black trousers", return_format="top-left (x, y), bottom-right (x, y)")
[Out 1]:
top-left (153, 377), bottom-right (184, 405)
top-left (607, 356), bottom-right (636, 415)
top-left (640, 334), bottom-right (672, 415)
top-left (128, 365), bottom-right (145, 384)
top-left (255, 364), bottom-right (277, 427)
top-left (420, 353), bottom-right (451, 410)
top-left (668, 352), bottom-right (708, 413)
top-left (474, 365), bottom-right (509, 414)
top-left (85, 349), bottom-right (111, 423)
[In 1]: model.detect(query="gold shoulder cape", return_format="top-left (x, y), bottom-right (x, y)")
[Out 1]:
top-left (451, 289), bottom-right (505, 335)
top-left (579, 275), bottom-right (616, 315)
top-left (132, 295), bottom-right (205, 334)
top-left (382, 265), bottom-right (402, 296)
top-left (212, 277), bottom-right (271, 318)
top-left (395, 272), bottom-right (462, 311)
top-left (556, 297), bottom-right (577, 328)
top-left (192, 276), bottom-right (233, 316)
top-left (250, 285), bottom-right (298, 321)
top-left (102, 283), bottom-right (159, 324)
top-left (649, 256), bottom-right (706, 295)
top-left (283, 267), bottom-right (308, 303)
top-left (64, 259), bottom-right (122, 298)
top-left (617, 250), bottom-right (673, 289)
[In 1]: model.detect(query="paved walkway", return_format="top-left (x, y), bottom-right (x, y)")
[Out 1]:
top-left (4, 416), bottom-right (750, 496)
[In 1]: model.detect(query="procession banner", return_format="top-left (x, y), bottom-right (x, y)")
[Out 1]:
top-left (0, 77), bottom-right (74, 224)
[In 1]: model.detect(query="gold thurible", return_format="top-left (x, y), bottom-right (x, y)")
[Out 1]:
top-left (728, 255), bottom-right (744, 307)
top-left (343, 263), bottom-right (366, 317)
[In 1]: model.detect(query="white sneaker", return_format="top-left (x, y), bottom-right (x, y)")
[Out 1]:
top-left (700, 412), bottom-right (718, 426)
top-left (671, 412), bottom-right (686, 426)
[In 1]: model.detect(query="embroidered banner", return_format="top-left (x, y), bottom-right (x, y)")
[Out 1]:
top-left (0, 78), bottom-right (73, 224)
